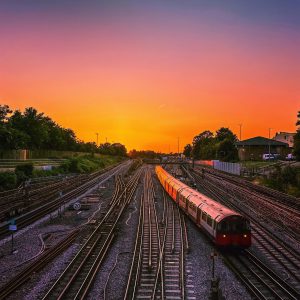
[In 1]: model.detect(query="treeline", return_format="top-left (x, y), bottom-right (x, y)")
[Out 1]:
top-left (183, 127), bottom-right (238, 162)
top-left (128, 149), bottom-right (161, 159)
top-left (294, 111), bottom-right (300, 160)
top-left (0, 105), bottom-right (127, 156)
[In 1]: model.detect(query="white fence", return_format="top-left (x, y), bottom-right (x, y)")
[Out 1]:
top-left (213, 160), bottom-right (241, 175)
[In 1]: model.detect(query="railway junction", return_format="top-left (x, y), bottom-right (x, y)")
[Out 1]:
top-left (0, 160), bottom-right (299, 300)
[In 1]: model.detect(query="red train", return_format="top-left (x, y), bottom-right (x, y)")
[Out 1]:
top-left (156, 166), bottom-right (251, 248)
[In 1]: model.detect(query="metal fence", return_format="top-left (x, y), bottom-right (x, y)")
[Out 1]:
top-left (193, 159), bottom-right (241, 175)
top-left (213, 160), bottom-right (241, 175)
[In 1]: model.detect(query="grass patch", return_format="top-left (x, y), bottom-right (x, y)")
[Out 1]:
top-left (242, 161), bottom-right (279, 169)
top-left (252, 166), bottom-right (300, 197)
top-left (0, 155), bottom-right (124, 191)
top-left (0, 172), bottom-right (17, 191)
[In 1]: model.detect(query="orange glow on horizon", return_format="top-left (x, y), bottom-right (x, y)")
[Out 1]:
top-left (0, 6), bottom-right (299, 152)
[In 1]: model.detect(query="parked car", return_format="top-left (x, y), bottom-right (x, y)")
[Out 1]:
top-left (286, 153), bottom-right (296, 161)
top-left (262, 154), bottom-right (275, 160)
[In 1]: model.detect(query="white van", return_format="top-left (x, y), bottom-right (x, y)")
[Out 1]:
top-left (262, 154), bottom-right (275, 160)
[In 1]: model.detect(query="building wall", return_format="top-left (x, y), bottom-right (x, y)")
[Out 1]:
top-left (238, 145), bottom-right (289, 160)
top-left (274, 132), bottom-right (295, 148)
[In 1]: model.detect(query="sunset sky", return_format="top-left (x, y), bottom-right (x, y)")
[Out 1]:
top-left (0, 1), bottom-right (299, 152)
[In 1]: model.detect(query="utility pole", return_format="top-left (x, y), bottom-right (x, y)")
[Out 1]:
top-left (268, 128), bottom-right (272, 158)
top-left (95, 132), bottom-right (99, 146)
top-left (106, 137), bottom-right (108, 143)
top-left (238, 124), bottom-right (242, 141)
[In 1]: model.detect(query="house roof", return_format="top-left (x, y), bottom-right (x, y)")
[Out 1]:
top-left (236, 136), bottom-right (289, 147)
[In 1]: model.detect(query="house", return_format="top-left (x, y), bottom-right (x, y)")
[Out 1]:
top-left (273, 132), bottom-right (295, 148)
top-left (236, 136), bottom-right (289, 161)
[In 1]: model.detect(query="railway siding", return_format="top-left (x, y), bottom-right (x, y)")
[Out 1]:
top-left (42, 167), bottom-right (142, 299)
top-left (185, 166), bottom-right (300, 298)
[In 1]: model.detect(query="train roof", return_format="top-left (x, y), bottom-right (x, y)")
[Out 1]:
top-left (156, 166), bottom-right (242, 222)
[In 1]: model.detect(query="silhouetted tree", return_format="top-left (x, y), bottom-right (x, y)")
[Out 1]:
top-left (0, 105), bottom-right (127, 154)
top-left (192, 130), bottom-right (215, 159)
top-left (215, 127), bottom-right (237, 142)
top-left (294, 111), bottom-right (300, 161)
top-left (217, 139), bottom-right (238, 162)
top-left (183, 144), bottom-right (192, 158)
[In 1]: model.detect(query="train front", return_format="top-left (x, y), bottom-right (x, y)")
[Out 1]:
top-left (215, 215), bottom-right (251, 248)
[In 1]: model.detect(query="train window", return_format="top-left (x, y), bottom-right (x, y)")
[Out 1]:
top-left (217, 218), bottom-right (250, 234)
top-left (213, 220), bottom-right (216, 230)
top-left (207, 215), bottom-right (212, 227)
top-left (202, 212), bottom-right (207, 221)
top-left (189, 202), bottom-right (196, 211)
top-left (217, 221), bottom-right (228, 232)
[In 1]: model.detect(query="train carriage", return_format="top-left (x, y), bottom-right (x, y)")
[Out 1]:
top-left (177, 187), bottom-right (192, 210)
top-left (155, 166), bottom-right (251, 248)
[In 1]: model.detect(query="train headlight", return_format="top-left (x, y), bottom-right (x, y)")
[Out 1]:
top-left (223, 234), bottom-right (226, 238)
top-left (243, 234), bottom-right (247, 238)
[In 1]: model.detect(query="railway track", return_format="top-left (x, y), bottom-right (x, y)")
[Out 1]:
top-left (0, 174), bottom-right (86, 221)
top-left (42, 167), bottom-right (142, 300)
top-left (0, 229), bottom-right (79, 299)
top-left (185, 168), bottom-right (300, 297)
top-left (195, 167), bottom-right (300, 212)
top-left (125, 167), bottom-right (188, 299)
top-left (224, 250), bottom-right (300, 300)
top-left (188, 166), bottom-right (300, 242)
top-left (201, 168), bottom-right (300, 220)
top-left (159, 193), bottom-right (187, 299)
top-left (0, 162), bottom-right (129, 239)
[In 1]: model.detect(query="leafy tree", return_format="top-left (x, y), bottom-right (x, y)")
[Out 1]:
top-left (128, 149), bottom-right (158, 159)
top-left (98, 142), bottom-right (127, 156)
top-left (294, 111), bottom-right (300, 161)
top-left (0, 104), bottom-right (128, 155)
top-left (217, 139), bottom-right (238, 161)
top-left (9, 108), bottom-right (49, 149)
top-left (183, 144), bottom-right (192, 158)
top-left (215, 127), bottom-right (237, 142)
top-left (0, 127), bottom-right (29, 149)
top-left (192, 130), bottom-right (215, 159)
top-left (0, 105), bottom-right (12, 124)
top-left (111, 143), bottom-right (127, 156)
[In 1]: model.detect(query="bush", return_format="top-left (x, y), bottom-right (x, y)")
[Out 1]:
top-left (15, 163), bottom-right (34, 176)
top-left (261, 165), bottom-right (300, 195)
top-left (15, 163), bottom-right (34, 183)
top-left (0, 172), bottom-right (17, 191)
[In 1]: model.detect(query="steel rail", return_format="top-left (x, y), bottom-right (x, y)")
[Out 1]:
top-left (0, 162), bottom-right (129, 238)
top-left (123, 196), bottom-right (144, 299)
top-left (0, 229), bottom-right (79, 299)
top-left (186, 168), bottom-right (300, 297)
top-left (224, 250), bottom-right (300, 300)
top-left (42, 166), bottom-right (142, 300)
top-left (178, 207), bottom-right (186, 300)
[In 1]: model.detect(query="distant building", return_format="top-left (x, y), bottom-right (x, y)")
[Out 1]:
top-left (236, 136), bottom-right (289, 161)
top-left (273, 132), bottom-right (295, 148)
